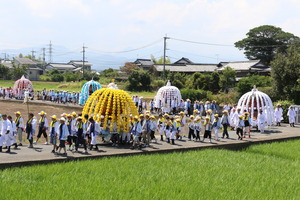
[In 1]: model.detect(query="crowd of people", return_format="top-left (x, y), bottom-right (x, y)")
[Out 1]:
top-left (0, 87), bottom-right (80, 104)
top-left (0, 102), bottom-right (297, 154)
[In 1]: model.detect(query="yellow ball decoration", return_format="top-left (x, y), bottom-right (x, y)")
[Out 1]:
top-left (82, 88), bottom-right (138, 132)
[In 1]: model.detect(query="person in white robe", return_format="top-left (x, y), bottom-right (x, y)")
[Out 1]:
top-left (257, 110), bottom-right (266, 133)
top-left (287, 106), bottom-right (296, 127)
top-left (274, 104), bottom-right (283, 126)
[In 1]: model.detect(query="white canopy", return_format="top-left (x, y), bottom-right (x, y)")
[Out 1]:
top-left (154, 80), bottom-right (182, 111)
top-left (237, 86), bottom-right (275, 125)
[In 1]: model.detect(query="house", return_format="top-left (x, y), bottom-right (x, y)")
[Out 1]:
top-left (68, 60), bottom-right (92, 71)
top-left (13, 57), bottom-right (43, 81)
top-left (132, 59), bottom-right (154, 70)
top-left (217, 60), bottom-right (271, 80)
top-left (45, 63), bottom-right (76, 72)
top-left (153, 58), bottom-right (217, 75)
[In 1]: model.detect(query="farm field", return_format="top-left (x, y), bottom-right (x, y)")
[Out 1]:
top-left (1, 139), bottom-right (300, 200)
top-left (0, 80), bottom-right (156, 98)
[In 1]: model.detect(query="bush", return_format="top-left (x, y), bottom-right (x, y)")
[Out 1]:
top-left (51, 74), bottom-right (64, 82)
top-left (208, 91), bottom-right (238, 105)
top-left (39, 75), bottom-right (51, 81)
top-left (273, 100), bottom-right (294, 123)
top-left (180, 89), bottom-right (212, 101)
top-left (151, 80), bottom-right (165, 91)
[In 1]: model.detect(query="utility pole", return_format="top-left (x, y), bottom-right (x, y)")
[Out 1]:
top-left (48, 41), bottom-right (53, 63)
top-left (42, 48), bottom-right (46, 73)
top-left (163, 35), bottom-right (169, 80)
top-left (2, 53), bottom-right (7, 61)
top-left (31, 49), bottom-right (36, 59)
top-left (81, 44), bottom-right (87, 79)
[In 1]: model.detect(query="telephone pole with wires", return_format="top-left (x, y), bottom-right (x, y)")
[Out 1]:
top-left (81, 44), bottom-right (87, 80)
top-left (48, 41), bottom-right (53, 63)
top-left (163, 35), bottom-right (170, 80)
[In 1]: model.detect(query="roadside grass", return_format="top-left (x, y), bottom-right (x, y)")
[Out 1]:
top-left (1, 140), bottom-right (300, 199)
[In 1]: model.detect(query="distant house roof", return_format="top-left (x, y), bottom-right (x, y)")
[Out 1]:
top-left (154, 64), bottom-right (217, 73)
top-left (46, 63), bottom-right (76, 71)
top-left (68, 60), bottom-right (92, 66)
top-left (13, 57), bottom-right (41, 65)
top-left (1, 61), bottom-right (13, 69)
top-left (217, 60), bottom-right (269, 71)
top-left (173, 57), bottom-right (194, 65)
top-left (133, 59), bottom-right (154, 66)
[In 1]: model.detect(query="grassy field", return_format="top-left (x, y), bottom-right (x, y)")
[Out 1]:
top-left (0, 80), bottom-right (156, 98)
top-left (1, 140), bottom-right (300, 199)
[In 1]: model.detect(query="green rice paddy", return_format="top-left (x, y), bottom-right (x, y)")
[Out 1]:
top-left (1, 140), bottom-right (300, 200)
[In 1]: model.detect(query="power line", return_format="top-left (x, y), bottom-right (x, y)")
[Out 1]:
top-left (88, 38), bottom-right (162, 54)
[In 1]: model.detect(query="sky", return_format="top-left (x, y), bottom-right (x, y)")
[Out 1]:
top-left (0, 0), bottom-right (300, 70)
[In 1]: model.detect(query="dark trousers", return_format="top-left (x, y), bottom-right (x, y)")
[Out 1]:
top-left (195, 130), bottom-right (200, 140)
top-left (188, 128), bottom-right (196, 139)
top-left (150, 130), bottom-right (155, 139)
top-left (75, 136), bottom-right (87, 150)
top-left (222, 124), bottom-right (229, 138)
top-left (37, 127), bottom-right (47, 138)
top-left (204, 130), bottom-right (211, 139)
top-left (111, 133), bottom-right (119, 144)
top-left (236, 128), bottom-right (243, 137)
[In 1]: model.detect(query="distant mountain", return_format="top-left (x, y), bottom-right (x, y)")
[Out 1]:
top-left (0, 45), bottom-right (130, 71)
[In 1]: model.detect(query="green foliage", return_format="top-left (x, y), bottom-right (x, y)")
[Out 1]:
top-left (167, 72), bottom-right (187, 89)
top-left (38, 75), bottom-right (51, 81)
top-left (100, 68), bottom-right (118, 78)
top-left (180, 89), bottom-right (212, 101)
top-left (51, 73), bottom-right (64, 82)
top-left (0, 64), bottom-right (10, 79)
top-left (210, 72), bottom-right (221, 93)
top-left (273, 100), bottom-right (294, 123)
top-left (186, 72), bottom-right (221, 94)
top-left (271, 46), bottom-right (300, 104)
top-left (237, 75), bottom-right (272, 96)
top-left (235, 25), bottom-right (300, 64)
top-left (219, 66), bottom-right (236, 93)
top-left (151, 55), bottom-right (171, 64)
top-left (127, 70), bottom-right (151, 91)
top-left (208, 91), bottom-right (238, 105)
top-left (10, 64), bottom-right (28, 79)
top-left (151, 79), bottom-right (166, 91)
top-left (1, 140), bottom-right (300, 199)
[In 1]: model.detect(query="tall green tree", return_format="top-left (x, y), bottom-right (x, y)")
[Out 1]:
top-left (167, 72), bottom-right (187, 89)
top-left (271, 46), bottom-right (300, 103)
top-left (235, 25), bottom-right (299, 64)
top-left (0, 64), bottom-right (10, 79)
top-left (127, 70), bottom-right (151, 91)
top-left (219, 66), bottom-right (236, 93)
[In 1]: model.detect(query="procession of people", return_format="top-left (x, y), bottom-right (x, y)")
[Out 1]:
top-left (0, 100), bottom-right (297, 154)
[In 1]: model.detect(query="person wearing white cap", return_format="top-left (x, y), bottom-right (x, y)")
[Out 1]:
top-left (7, 116), bottom-right (17, 149)
top-left (57, 117), bottom-right (69, 155)
top-left (35, 111), bottom-right (49, 145)
top-left (14, 111), bottom-right (24, 146)
top-left (0, 114), bottom-right (12, 153)
top-left (287, 106), bottom-right (296, 127)
top-left (49, 115), bottom-right (59, 153)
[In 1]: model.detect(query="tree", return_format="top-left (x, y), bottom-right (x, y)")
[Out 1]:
top-left (167, 72), bottom-right (187, 89)
top-left (127, 70), bottom-right (151, 91)
top-left (120, 62), bottom-right (139, 74)
top-left (11, 64), bottom-right (28, 79)
top-left (219, 66), bottom-right (236, 93)
top-left (0, 64), bottom-right (10, 79)
top-left (210, 72), bottom-right (221, 93)
top-left (271, 46), bottom-right (300, 103)
top-left (151, 55), bottom-right (171, 64)
top-left (235, 25), bottom-right (299, 64)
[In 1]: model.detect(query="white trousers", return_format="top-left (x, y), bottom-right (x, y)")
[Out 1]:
top-left (0, 134), bottom-right (13, 146)
top-left (91, 134), bottom-right (97, 145)
top-left (259, 123), bottom-right (265, 133)
top-left (171, 131), bottom-right (176, 140)
top-left (289, 116), bottom-right (295, 124)
top-left (158, 127), bottom-right (164, 136)
top-left (122, 132), bottom-right (131, 142)
top-left (165, 130), bottom-right (171, 138)
top-left (213, 128), bottom-right (219, 140)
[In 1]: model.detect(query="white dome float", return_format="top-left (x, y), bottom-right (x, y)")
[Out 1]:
top-left (79, 79), bottom-right (102, 105)
top-left (154, 80), bottom-right (182, 113)
top-left (237, 86), bottom-right (275, 126)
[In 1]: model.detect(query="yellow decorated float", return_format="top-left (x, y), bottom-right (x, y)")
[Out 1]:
top-left (82, 80), bottom-right (138, 132)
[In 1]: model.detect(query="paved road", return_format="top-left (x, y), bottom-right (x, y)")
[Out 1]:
top-left (0, 124), bottom-right (299, 169)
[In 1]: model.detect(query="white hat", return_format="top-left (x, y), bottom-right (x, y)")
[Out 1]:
top-left (60, 117), bottom-right (66, 121)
